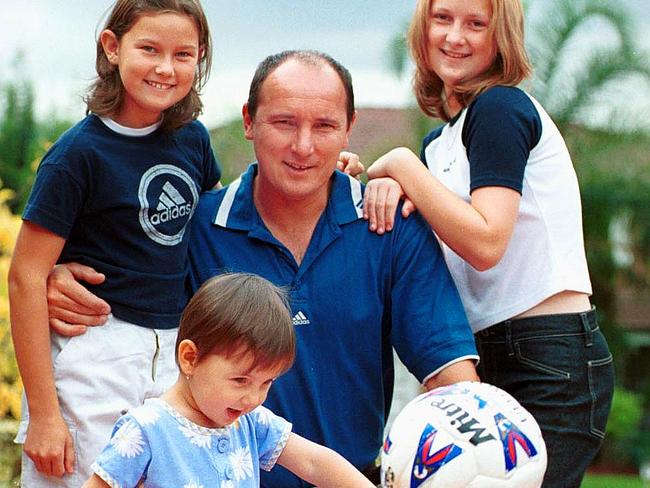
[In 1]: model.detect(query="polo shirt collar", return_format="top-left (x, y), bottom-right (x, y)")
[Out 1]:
top-left (212, 163), bottom-right (364, 231)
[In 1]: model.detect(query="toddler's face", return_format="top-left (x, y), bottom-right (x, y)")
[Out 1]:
top-left (186, 349), bottom-right (283, 428)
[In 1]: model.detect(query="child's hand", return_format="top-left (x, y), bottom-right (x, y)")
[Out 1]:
top-left (363, 177), bottom-right (405, 234)
top-left (337, 151), bottom-right (364, 178)
top-left (366, 146), bottom-right (415, 180)
top-left (24, 414), bottom-right (75, 477)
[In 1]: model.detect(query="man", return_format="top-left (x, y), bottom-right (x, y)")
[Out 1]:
top-left (48, 50), bottom-right (479, 487)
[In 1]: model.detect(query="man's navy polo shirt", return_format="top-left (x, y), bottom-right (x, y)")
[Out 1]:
top-left (188, 163), bottom-right (478, 487)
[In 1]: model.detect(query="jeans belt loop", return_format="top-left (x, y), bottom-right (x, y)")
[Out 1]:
top-left (504, 320), bottom-right (515, 357)
top-left (580, 311), bottom-right (593, 347)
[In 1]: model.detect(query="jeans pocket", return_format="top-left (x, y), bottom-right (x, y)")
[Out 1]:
top-left (514, 338), bottom-right (572, 380)
top-left (588, 353), bottom-right (614, 439)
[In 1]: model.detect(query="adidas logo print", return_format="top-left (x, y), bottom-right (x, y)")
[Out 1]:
top-left (292, 311), bottom-right (310, 326)
top-left (157, 181), bottom-right (186, 210)
top-left (150, 181), bottom-right (193, 225)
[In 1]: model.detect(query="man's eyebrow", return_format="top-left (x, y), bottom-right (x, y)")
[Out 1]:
top-left (315, 116), bottom-right (343, 125)
top-left (266, 112), bottom-right (295, 119)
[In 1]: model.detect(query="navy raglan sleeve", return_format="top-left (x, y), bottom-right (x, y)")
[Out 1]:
top-left (462, 86), bottom-right (542, 194)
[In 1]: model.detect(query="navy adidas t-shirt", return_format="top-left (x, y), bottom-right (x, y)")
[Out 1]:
top-left (24, 115), bottom-right (221, 329)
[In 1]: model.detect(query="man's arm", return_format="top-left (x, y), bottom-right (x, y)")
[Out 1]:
top-left (424, 359), bottom-right (480, 391)
top-left (389, 209), bottom-right (479, 388)
top-left (47, 263), bottom-right (111, 336)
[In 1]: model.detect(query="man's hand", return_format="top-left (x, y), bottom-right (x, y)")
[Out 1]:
top-left (47, 263), bottom-right (111, 336)
top-left (24, 414), bottom-right (75, 477)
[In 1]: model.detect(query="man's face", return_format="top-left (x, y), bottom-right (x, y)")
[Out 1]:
top-left (243, 59), bottom-right (355, 204)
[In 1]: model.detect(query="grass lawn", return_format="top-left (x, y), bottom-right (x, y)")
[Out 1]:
top-left (581, 473), bottom-right (644, 487)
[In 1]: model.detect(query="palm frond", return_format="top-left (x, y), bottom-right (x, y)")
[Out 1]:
top-left (529, 0), bottom-right (638, 106)
top-left (552, 50), bottom-right (650, 128)
top-left (387, 27), bottom-right (409, 80)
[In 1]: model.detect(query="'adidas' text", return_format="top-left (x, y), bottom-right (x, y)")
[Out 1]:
top-left (150, 181), bottom-right (192, 225)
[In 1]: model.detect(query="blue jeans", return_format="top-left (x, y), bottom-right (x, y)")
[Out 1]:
top-left (475, 308), bottom-right (614, 488)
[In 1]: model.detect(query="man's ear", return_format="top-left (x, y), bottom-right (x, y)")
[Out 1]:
top-left (178, 339), bottom-right (199, 376)
top-left (242, 103), bottom-right (254, 141)
top-left (100, 29), bottom-right (120, 65)
top-left (343, 109), bottom-right (358, 148)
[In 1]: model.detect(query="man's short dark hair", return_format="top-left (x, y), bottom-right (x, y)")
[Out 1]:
top-left (247, 50), bottom-right (355, 126)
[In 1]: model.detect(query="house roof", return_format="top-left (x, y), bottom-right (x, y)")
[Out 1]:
top-left (347, 107), bottom-right (425, 163)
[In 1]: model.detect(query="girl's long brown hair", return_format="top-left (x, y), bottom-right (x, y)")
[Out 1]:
top-left (85, 0), bottom-right (212, 132)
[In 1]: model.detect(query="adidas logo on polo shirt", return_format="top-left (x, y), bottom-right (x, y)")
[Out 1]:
top-left (151, 181), bottom-right (192, 225)
top-left (292, 311), bottom-right (310, 326)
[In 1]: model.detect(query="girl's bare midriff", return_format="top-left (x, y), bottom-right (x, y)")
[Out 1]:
top-left (516, 290), bottom-right (591, 319)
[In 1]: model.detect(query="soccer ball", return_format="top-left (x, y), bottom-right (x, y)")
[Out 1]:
top-left (381, 382), bottom-right (547, 488)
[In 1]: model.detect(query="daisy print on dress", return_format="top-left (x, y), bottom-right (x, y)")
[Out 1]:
top-left (220, 480), bottom-right (235, 488)
top-left (183, 481), bottom-right (204, 488)
top-left (111, 420), bottom-right (145, 458)
top-left (179, 424), bottom-right (212, 449)
top-left (131, 405), bottom-right (161, 426)
top-left (253, 407), bottom-right (272, 426)
top-left (229, 446), bottom-right (254, 481)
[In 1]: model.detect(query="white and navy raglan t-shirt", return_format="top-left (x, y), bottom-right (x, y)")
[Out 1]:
top-left (421, 86), bottom-right (592, 333)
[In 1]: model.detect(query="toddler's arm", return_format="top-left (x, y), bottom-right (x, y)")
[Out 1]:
top-left (277, 433), bottom-right (375, 487)
top-left (8, 221), bottom-right (74, 477)
top-left (82, 474), bottom-right (110, 488)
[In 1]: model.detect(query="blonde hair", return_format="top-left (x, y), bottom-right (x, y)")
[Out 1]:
top-left (85, 0), bottom-right (212, 132)
top-left (408, 0), bottom-right (532, 121)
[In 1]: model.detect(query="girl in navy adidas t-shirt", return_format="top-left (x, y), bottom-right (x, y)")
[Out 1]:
top-left (8, 1), bottom-right (220, 486)
top-left (363, 1), bottom-right (613, 487)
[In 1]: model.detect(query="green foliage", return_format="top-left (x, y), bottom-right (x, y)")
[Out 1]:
top-left (0, 75), bottom-right (37, 214)
top-left (388, 30), bottom-right (409, 80)
top-left (0, 56), bottom-right (74, 214)
top-left (527, 0), bottom-right (650, 130)
top-left (581, 473), bottom-right (644, 488)
top-left (209, 118), bottom-right (255, 185)
top-left (607, 388), bottom-right (643, 441)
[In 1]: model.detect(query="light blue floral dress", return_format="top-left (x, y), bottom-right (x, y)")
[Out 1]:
top-left (91, 398), bottom-right (292, 488)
